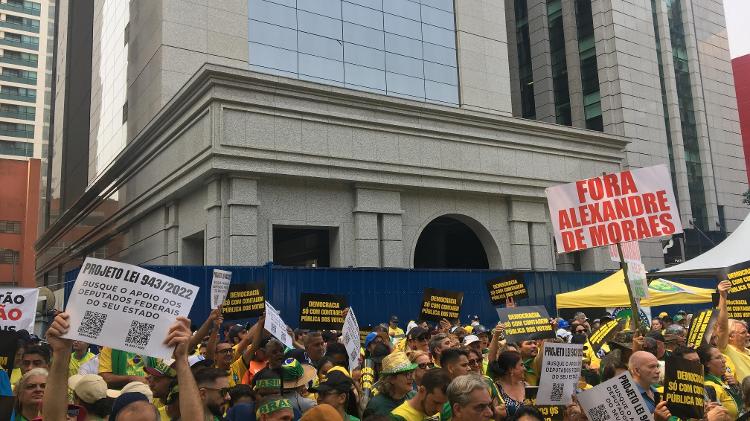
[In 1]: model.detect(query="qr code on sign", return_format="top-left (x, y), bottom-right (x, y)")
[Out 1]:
top-left (78, 311), bottom-right (107, 339)
top-left (589, 404), bottom-right (610, 421)
top-left (550, 383), bottom-right (564, 402)
top-left (124, 320), bottom-right (155, 350)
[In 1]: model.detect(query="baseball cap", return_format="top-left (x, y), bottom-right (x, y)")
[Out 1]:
top-left (407, 327), bottom-right (430, 341)
top-left (228, 324), bottom-right (246, 342)
top-left (120, 381), bottom-right (154, 403)
top-left (390, 315), bottom-right (399, 323)
top-left (463, 335), bottom-right (480, 346)
top-left (658, 312), bottom-right (669, 318)
top-left (674, 315), bottom-right (684, 322)
top-left (364, 332), bottom-right (379, 349)
top-left (314, 370), bottom-right (353, 395)
top-left (144, 358), bottom-right (176, 378)
top-left (68, 374), bottom-right (120, 403)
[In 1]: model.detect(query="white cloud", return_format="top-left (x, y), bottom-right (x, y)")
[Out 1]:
top-left (724, 0), bottom-right (750, 58)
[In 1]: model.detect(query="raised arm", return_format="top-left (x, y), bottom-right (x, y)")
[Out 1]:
top-left (188, 307), bottom-right (220, 352)
top-left (206, 313), bottom-right (222, 362)
top-left (244, 314), bottom-right (266, 364)
top-left (42, 312), bottom-right (73, 421)
top-left (716, 280), bottom-right (731, 351)
top-left (166, 316), bottom-right (204, 421)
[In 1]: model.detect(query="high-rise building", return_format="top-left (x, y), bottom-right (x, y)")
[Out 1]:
top-left (37, 0), bottom-right (746, 284)
top-left (506, 0), bottom-right (747, 264)
top-left (0, 157), bottom-right (39, 287)
top-left (733, 53), bottom-right (750, 185)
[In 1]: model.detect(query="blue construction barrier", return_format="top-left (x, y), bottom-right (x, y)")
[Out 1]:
top-left (64, 264), bottom-right (713, 329)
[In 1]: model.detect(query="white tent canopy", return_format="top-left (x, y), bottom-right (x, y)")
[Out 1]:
top-left (657, 213), bottom-right (750, 278)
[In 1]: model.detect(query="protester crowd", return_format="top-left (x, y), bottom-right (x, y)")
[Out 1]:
top-left (4, 279), bottom-right (750, 421)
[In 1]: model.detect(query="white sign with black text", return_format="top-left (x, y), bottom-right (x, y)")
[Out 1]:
top-left (264, 301), bottom-right (293, 348)
top-left (0, 288), bottom-right (38, 332)
top-left (210, 269), bottom-right (232, 309)
top-left (341, 308), bottom-right (360, 373)
top-left (577, 371), bottom-right (654, 421)
top-left (536, 342), bottom-right (583, 405)
top-left (63, 258), bottom-right (199, 359)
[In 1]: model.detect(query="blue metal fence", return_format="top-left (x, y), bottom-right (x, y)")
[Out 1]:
top-left (64, 264), bottom-right (713, 328)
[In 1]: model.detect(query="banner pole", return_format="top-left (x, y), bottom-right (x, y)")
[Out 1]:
top-left (617, 242), bottom-right (640, 332)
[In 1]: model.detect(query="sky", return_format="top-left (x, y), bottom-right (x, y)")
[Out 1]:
top-left (724, 0), bottom-right (750, 58)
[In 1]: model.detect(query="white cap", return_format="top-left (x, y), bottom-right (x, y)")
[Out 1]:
top-left (463, 335), bottom-right (480, 346)
top-left (68, 374), bottom-right (120, 403)
top-left (120, 381), bottom-right (154, 403)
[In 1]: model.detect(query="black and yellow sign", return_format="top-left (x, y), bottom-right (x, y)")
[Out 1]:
top-left (524, 386), bottom-right (564, 421)
top-left (0, 331), bottom-right (18, 374)
top-left (299, 293), bottom-right (347, 330)
top-left (486, 273), bottom-right (528, 305)
top-left (686, 309), bottom-right (716, 349)
top-left (419, 288), bottom-right (464, 322)
top-left (495, 305), bottom-right (555, 343)
top-left (664, 356), bottom-right (704, 420)
top-left (588, 318), bottom-right (625, 354)
top-left (724, 260), bottom-right (750, 322)
top-left (221, 282), bottom-right (265, 319)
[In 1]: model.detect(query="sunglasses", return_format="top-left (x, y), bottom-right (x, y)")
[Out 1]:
top-left (201, 386), bottom-right (231, 396)
top-left (468, 358), bottom-right (482, 366)
top-left (418, 363), bottom-right (435, 369)
top-left (575, 329), bottom-right (586, 333)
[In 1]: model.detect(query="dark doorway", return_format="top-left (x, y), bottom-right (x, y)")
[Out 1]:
top-left (273, 227), bottom-right (331, 267)
top-left (414, 216), bottom-right (489, 269)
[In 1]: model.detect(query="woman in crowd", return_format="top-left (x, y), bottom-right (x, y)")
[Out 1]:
top-left (316, 369), bottom-right (360, 421)
top-left (466, 348), bottom-right (484, 376)
top-left (492, 350), bottom-right (526, 418)
top-left (15, 368), bottom-right (47, 421)
top-left (698, 343), bottom-right (742, 419)
top-left (407, 350), bottom-right (433, 388)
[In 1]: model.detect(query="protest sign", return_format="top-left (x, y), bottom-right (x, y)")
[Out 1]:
top-left (546, 165), bottom-right (682, 253)
top-left (419, 288), bottom-right (464, 322)
top-left (0, 287), bottom-right (38, 332)
top-left (210, 269), bottom-right (232, 309)
top-left (222, 282), bottom-right (265, 319)
top-left (341, 308), bottom-right (360, 372)
top-left (299, 293), bottom-right (347, 330)
top-left (0, 331), bottom-right (18, 374)
top-left (627, 262), bottom-right (649, 299)
top-left (725, 260), bottom-right (750, 321)
top-left (588, 318), bottom-right (625, 354)
top-left (524, 387), bottom-right (565, 421)
top-left (495, 306), bottom-right (555, 343)
top-left (686, 309), bottom-right (716, 349)
top-left (577, 371), bottom-right (654, 421)
top-left (536, 343), bottom-right (584, 405)
top-left (0, 396), bottom-right (13, 421)
top-left (486, 273), bottom-right (528, 305)
top-left (609, 241), bottom-right (642, 264)
top-left (664, 356), bottom-right (704, 419)
top-left (264, 301), bottom-right (293, 348)
top-left (63, 257), bottom-right (199, 359)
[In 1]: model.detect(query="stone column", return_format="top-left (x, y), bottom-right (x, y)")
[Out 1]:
top-left (562, 0), bottom-right (585, 127)
top-left (164, 202), bottom-right (179, 265)
top-left (204, 177), bottom-right (223, 265)
top-left (227, 176), bottom-right (260, 265)
top-left (509, 198), bottom-right (550, 269)
top-left (527, 0), bottom-right (556, 122)
top-left (353, 186), bottom-right (403, 267)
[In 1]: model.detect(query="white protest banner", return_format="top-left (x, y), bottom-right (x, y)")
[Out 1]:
top-left (264, 301), bottom-right (293, 348)
top-left (210, 269), bottom-right (232, 309)
top-left (627, 262), bottom-right (650, 299)
top-left (0, 288), bottom-right (38, 332)
top-left (341, 308), bottom-right (360, 372)
top-left (577, 371), bottom-right (654, 421)
top-left (609, 240), bottom-right (642, 264)
top-left (536, 342), bottom-right (583, 405)
top-left (63, 257), bottom-right (199, 359)
top-left (546, 165), bottom-right (682, 253)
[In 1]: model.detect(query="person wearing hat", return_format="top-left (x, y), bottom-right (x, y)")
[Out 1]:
top-left (281, 358), bottom-right (318, 414)
top-left (362, 352), bottom-right (417, 418)
top-left (391, 368), bottom-right (451, 421)
top-left (145, 358), bottom-right (176, 418)
top-left (67, 374), bottom-right (120, 419)
top-left (463, 335), bottom-right (481, 354)
top-left (315, 369), bottom-right (360, 421)
top-left (256, 396), bottom-right (295, 421)
top-left (389, 316), bottom-right (406, 346)
top-left (406, 327), bottom-right (430, 353)
top-left (300, 403), bottom-right (343, 421)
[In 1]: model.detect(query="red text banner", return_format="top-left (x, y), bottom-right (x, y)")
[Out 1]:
top-left (545, 165), bottom-right (682, 253)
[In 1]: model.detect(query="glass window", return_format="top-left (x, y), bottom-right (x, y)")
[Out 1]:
top-left (298, 10), bottom-right (342, 40)
top-left (423, 42), bottom-right (456, 66)
top-left (386, 52), bottom-right (423, 78)
top-left (249, 20), bottom-right (298, 50)
top-left (425, 80), bottom-right (458, 104)
top-left (298, 0), bottom-right (342, 19)
top-left (420, 4), bottom-right (454, 30)
top-left (385, 33), bottom-right (422, 59)
top-left (344, 0), bottom-right (382, 10)
top-left (423, 61), bottom-right (457, 85)
top-left (249, 0), bottom-right (297, 29)
top-left (421, 23), bottom-right (454, 47)
top-left (420, 0), bottom-right (454, 13)
top-left (344, 42), bottom-right (385, 69)
top-left (345, 62), bottom-right (387, 90)
top-left (299, 32), bottom-right (344, 61)
top-left (249, 42), bottom-right (298, 73)
top-left (343, 21), bottom-right (384, 49)
top-left (384, 14), bottom-right (422, 39)
top-left (386, 71), bottom-right (425, 98)
top-left (383, 0), bottom-right (421, 21)
top-left (299, 53), bottom-right (344, 82)
top-left (342, 1), bottom-right (383, 30)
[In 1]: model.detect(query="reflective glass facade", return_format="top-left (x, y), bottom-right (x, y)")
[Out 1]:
top-left (248, 0), bottom-right (459, 105)
top-left (546, 0), bottom-right (571, 125)
top-left (514, 0), bottom-right (535, 119)
top-left (574, 0), bottom-right (601, 131)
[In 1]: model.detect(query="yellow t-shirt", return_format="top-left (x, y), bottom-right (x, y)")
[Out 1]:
top-left (391, 400), bottom-right (429, 421)
top-left (228, 356), bottom-right (248, 387)
top-left (705, 380), bottom-right (739, 419)
top-left (721, 344), bottom-right (750, 382)
top-left (98, 347), bottom-right (146, 377)
top-left (389, 327), bottom-right (405, 344)
top-left (69, 351), bottom-right (95, 377)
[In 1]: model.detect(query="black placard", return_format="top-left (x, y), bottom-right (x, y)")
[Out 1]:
top-left (495, 305), bottom-right (555, 343)
top-left (221, 282), bottom-right (266, 320)
top-left (587, 318), bottom-right (625, 354)
top-left (486, 273), bottom-right (528, 305)
top-left (419, 288), bottom-right (464, 322)
top-left (0, 331), bottom-right (18, 374)
top-left (724, 260), bottom-right (750, 322)
top-left (524, 386), bottom-right (564, 421)
top-left (686, 309), bottom-right (716, 349)
top-left (664, 356), bottom-right (705, 420)
top-left (299, 293), bottom-right (347, 330)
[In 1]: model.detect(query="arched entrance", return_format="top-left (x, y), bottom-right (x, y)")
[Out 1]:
top-left (413, 215), bottom-right (492, 269)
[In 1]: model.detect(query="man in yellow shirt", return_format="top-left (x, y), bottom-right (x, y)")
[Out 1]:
top-left (69, 340), bottom-right (94, 377)
top-left (389, 316), bottom-right (405, 346)
top-left (98, 347), bottom-right (150, 388)
top-left (391, 368), bottom-right (451, 421)
top-left (716, 279), bottom-right (750, 381)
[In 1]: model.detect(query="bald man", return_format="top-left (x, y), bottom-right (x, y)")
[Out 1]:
top-left (628, 351), bottom-right (662, 413)
top-left (116, 400), bottom-right (160, 421)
